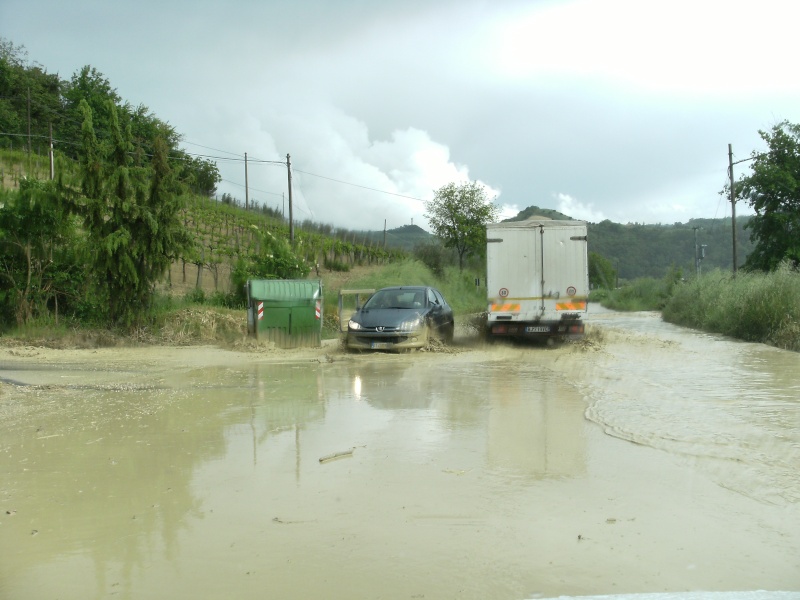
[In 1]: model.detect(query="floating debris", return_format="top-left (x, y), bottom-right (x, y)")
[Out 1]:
top-left (319, 448), bottom-right (355, 463)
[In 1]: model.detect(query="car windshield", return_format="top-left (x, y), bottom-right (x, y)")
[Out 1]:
top-left (364, 289), bottom-right (425, 310)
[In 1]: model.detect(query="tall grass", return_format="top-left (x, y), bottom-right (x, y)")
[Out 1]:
top-left (330, 258), bottom-right (486, 315)
top-left (596, 277), bottom-right (674, 311)
top-left (662, 264), bottom-right (800, 351)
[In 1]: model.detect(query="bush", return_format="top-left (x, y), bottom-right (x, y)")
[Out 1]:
top-left (323, 258), bottom-right (350, 272)
top-left (663, 264), bottom-right (800, 350)
top-left (588, 288), bottom-right (610, 303)
top-left (209, 290), bottom-right (245, 309)
top-left (598, 266), bottom-right (682, 312)
top-left (601, 277), bottom-right (671, 311)
top-left (183, 288), bottom-right (206, 305)
top-left (413, 241), bottom-right (454, 278)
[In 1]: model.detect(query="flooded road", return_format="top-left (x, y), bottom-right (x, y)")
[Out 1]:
top-left (1, 308), bottom-right (799, 599)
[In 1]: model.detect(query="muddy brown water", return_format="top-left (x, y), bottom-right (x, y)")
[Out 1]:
top-left (1, 307), bottom-right (798, 599)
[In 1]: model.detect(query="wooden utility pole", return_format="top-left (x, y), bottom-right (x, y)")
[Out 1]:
top-left (287, 153), bottom-right (294, 245)
top-left (27, 87), bottom-right (31, 155)
top-left (383, 219), bottom-right (387, 248)
top-left (729, 143), bottom-right (737, 274)
top-left (49, 123), bottom-right (54, 180)
top-left (244, 152), bottom-right (249, 210)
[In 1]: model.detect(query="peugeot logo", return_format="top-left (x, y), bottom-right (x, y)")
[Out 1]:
top-left (376, 326), bottom-right (385, 332)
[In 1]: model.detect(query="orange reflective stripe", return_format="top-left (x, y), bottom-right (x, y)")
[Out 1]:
top-left (491, 303), bottom-right (521, 312)
top-left (556, 301), bottom-right (587, 310)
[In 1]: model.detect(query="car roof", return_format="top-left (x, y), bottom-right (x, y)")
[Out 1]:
top-left (377, 286), bottom-right (429, 291)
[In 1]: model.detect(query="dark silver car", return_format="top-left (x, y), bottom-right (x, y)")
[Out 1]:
top-left (346, 286), bottom-right (455, 351)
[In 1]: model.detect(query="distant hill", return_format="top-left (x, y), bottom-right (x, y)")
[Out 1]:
top-left (502, 206), bottom-right (755, 279)
top-left (504, 206), bottom-right (574, 221)
top-left (359, 206), bottom-right (755, 280)
top-left (588, 216), bottom-right (754, 280)
top-left (357, 224), bottom-right (433, 251)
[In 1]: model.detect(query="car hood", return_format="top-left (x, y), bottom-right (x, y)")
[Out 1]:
top-left (352, 308), bottom-right (427, 328)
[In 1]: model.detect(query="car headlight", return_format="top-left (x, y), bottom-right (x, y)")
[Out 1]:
top-left (348, 319), bottom-right (362, 331)
top-left (398, 317), bottom-right (423, 333)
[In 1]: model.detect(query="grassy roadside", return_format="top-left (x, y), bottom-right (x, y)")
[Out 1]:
top-left (592, 265), bottom-right (800, 352)
top-left (662, 265), bottom-right (800, 351)
top-left (0, 259), bottom-right (487, 349)
top-left (7, 256), bottom-right (797, 353)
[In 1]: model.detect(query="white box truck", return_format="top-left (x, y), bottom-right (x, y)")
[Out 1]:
top-left (485, 218), bottom-right (589, 342)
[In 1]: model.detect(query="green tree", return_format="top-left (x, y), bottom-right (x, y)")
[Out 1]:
top-left (588, 251), bottom-right (616, 289)
top-left (0, 178), bottom-right (77, 325)
top-left (738, 121), bottom-right (800, 271)
top-left (424, 181), bottom-right (499, 270)
top-left (413, 240), bottom-right (454, 278)
top-left (126, 103), bottom-right (180, 164)
top-left (182, 154), bottom-right (221, 197)
top-left (0, 38), bottom-right (63, 153)
top-left (77, 99), bottom-right (191, 325)
top-left (58, 66), bottom-right (123, 161)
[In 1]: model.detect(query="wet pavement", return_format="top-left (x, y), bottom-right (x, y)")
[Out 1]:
top-left (1, 309), bottom-right (799, 599)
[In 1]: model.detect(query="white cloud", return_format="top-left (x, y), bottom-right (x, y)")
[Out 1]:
top-left (3, 0), bottom-right (797, 231)
top-left (486, 0), bottom-right (800, 96)
top-left (366, 128), bottom-right (469, 196)
top-left (497, 203), bottom-right (521, 222)
top-left (201, 103), bottom-right (499, 231)
top-left (556, 193), bottom-right (606, 223)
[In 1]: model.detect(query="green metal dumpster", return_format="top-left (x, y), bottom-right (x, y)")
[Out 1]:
top-left (246, 279), bottom-right (323, 348)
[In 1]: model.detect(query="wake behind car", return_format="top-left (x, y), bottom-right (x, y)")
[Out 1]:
top-left (346, 286), bottom-right (455, 352)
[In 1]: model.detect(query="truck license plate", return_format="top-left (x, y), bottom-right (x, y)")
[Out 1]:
top-left (525, 326), bottom-right (549, 333)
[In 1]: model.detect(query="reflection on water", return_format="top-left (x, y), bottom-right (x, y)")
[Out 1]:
top-left (1, 354), bottom-right (590, 599)
top-left (0, 361), bottom-right (328, 599)
top-left (0, 384), bottom-right (221, 600)
top-left (488, 369), bottom-right (586, 478)
top-left (342, 360), bottom-right (588, 479)
top-left (2, 322), bottom-right (800, 598)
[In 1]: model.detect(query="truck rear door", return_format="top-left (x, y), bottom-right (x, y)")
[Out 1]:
top-left (487, 226), bottom-right (543, 318)
top-left (541, 225), bottom-right (588, 315)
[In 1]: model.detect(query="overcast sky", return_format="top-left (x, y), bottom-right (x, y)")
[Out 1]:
top-left (3, 0), bottom-right (799, 231)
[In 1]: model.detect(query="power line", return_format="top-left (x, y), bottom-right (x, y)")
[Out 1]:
top-left (293, 168), bottom-right (429, 202)
top-left (219, 177), bottom-right (283, 198)
top-left (180, 140), bottom-right (242, 157)
top-left (179, 141), bottom-right (431, 207)
top-left (1, 124), bottom-right (430, 212)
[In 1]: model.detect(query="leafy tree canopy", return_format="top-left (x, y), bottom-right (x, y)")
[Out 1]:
top-left (0, 178), bottom-right (80, 325)
top-left (737, 121), bottom-right (800, 271)
top-left (589, 251), bottom-right (616, 289)
top-left (0, 39), bottom-right (63, 150)
top-left (424, 181), bottom-right (499, 270)
top-left (77, 99), bottom-right (192, 326)
top-left (0, 38), bottom-right (219, 196)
